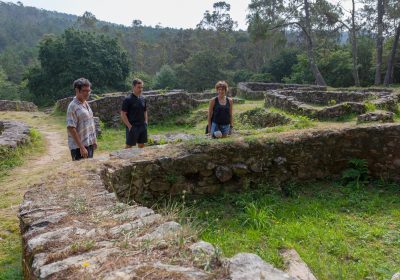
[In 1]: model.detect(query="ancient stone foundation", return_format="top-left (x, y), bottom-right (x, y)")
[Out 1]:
top-left (0, 100), bottom-right (38, 112)
top-left (19, 162), bottom-right (294, 280)
top-left (104, 123), bottom-right (400, 204)
top-left (237, 82), bottom-right (327, 100)
top-left (19, 123), bottom-right (400, 279)
top-left (56, 91), bottom-right (198, 126)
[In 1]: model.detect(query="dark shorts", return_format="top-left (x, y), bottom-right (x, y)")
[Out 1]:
top-left (126, 124), bottom-right (148, 146)
top-left (70, 145), bottom-right (94, 161)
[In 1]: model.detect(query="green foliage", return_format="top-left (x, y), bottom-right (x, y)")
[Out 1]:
top-left (153, 65), bottom-right (178, 90)
top-left (242, 203), bottom-right (274, 230)
top-left (232, 69), bottom-right (254, 84)
top-left (262, 48), bottom-right (299, 83)
top-left (341, 159), bottom-right (370, 189)
top-left (187, 182), bottom-right (400, 279)
top-left (248, 72), bottom-right (273, 83)
top-left (357, 36), bottom-right (375, 87)
top-left (284, 54), bottom-right (314, 84)
top-left (364, 101), bottom-right (376, 112)
top-left (175, 50), bottom-right (224, 92)
top-left (0, 128), bottom-right (44, 179)
top-left (318, 49), bottom-right (353, 87)
top-left (0, 67), bottom-right (20, 100)
top-left (286, 49), bottom-right (354, 87)
top-left (26, 28), bottom-right (130, 106)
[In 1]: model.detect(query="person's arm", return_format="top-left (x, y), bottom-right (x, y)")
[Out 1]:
top-left (229, 98), bottom-right (233, 128)
top-left (144, 99), bottom-right (148, 125)
top-left (207, 99), bottom-right (215, 134)
top-left (67, 126), bottom-right (88, 158)
top-left (120, 111), bottom-right (132, 130)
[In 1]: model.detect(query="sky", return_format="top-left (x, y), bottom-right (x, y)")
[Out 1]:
top-left (10, 0), bottom-right (352, 31)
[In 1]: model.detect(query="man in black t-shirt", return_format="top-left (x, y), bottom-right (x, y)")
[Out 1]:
top-left (121, 79), bottom-right (148, 148)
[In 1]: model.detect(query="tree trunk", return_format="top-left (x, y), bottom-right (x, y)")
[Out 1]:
top-left (350, 0), bottom-right (360, 86)
top-left (375, 0), bottom-right (384, 85)
top-left (303, 0), bottom-right (327, 86)
top-left (383, 22), bottom-right (400, 86)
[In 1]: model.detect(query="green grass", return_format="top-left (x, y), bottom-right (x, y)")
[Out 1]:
top-left (0, 129), bottom-right (44, 280)
top-left (0, 129), bottom-right (44, 180)
top-left (168, 181), bottom-right (400, 280)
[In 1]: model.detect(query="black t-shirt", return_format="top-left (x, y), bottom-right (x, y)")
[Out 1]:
top-left (121, 93), bottom-right (147, 125)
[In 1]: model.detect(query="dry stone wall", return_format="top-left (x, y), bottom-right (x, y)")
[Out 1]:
top-left (0, 100), bottom-right (37, 112)
top-left (264, 90), bottom-right (399, 120)
top-left (56, 92), bottom-right (198, 126)
top-left (103, 123), bottom-right (400, 204)
top-left (0, 120), bottom-right (30, 148)
top-left (237, 82), bottom-right (327, 100)
top-left (19, 160), bottom-right (295, 280)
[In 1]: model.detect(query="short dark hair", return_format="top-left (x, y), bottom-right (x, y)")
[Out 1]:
top-left (73, 78), bottom-right (92, 91)
top-left (132, 79), bottom-right (143, 87)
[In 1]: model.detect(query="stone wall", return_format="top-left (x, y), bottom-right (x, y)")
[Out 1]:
top-left (89, 92), bottom-right (197, 126)
top-left (264, 90), bottom-right (398, 120)
top-left (103, 123), bottom-right (400, 204)
top-left (237, 82), bottom-right (327, 99)
top-left (56, 92), bottom-right (198, 126)
top-left (19, 159), bottom-right (294, 280)
top-left (264, 92), bottom-right (367, 119)
top-left (0, 120), bottom-right (30, 148)
top-left (0, 100), bottom-right (37, 112)
top-left (276, 90), bottom-right (374, 106)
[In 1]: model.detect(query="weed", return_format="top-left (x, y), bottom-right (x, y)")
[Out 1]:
top-left (70, 240), bottom-right (95, 254)
top-left (69, 196), bottom-right (88, 214)
top-left (341, 158), bottom-right (369, 189)
top-left (165, 173), bottom-right (178, 184)
top-left (364, 101), bottom-right (376, 112)
top-left (242, 203), bottom-right (275, 230)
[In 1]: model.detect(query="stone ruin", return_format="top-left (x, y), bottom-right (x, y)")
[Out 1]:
top-left (238, 82), bottom-right (399, 120)
top-left (20, 123), bottom-right (400, 279)
top-left (0, 100), bottom-right (38, 112)
top-left (55, 89), bottom-right (244, 127)
top-left (0, 120), bottom-right (30, 148)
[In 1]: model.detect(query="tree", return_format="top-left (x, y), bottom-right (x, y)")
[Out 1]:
top-left (383, 0), bottom-right (400, 86)
top-left (153, 65), bottom-right (178, 90)
top-left (339, 0), bottom-right (362, 86)
top-left (247, 0), bottom-right (342, 86)
top-left (0, 67), bottom-right (19, 100)
top-left (375, 0), bottom-right (385, 85)
top-left (175, 51), bottom-right (224, 91)
top-left (77, 11), bottom-right (97, 29)
top-left (197, 1), bottom-right (238, 32)
top-left (26, 28), bottom-right (130, 106)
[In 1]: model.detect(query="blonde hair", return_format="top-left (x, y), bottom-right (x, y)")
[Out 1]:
top-left (215, 81), bottom-right (228, 92)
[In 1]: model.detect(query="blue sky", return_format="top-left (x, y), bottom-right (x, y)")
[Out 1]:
top-left (10, 0), bottom-right (350, 30)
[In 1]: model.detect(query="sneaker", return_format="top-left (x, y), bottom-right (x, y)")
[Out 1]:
top-left (213, 131), bottom-right (222, 138)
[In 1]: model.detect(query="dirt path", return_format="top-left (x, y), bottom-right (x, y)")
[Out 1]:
top-left (0, 112), bottom-right (70, 278)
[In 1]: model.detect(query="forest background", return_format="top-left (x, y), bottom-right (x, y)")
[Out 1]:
top-left (0, 0), bottom-right (399, 106)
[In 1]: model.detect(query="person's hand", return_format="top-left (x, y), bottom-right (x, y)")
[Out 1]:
top-left (128, 125), bottom-right (133, 132)
top-left (93, 143), bottom-right (97, 150)
top-left (79, 146), bottom-right (88, 158)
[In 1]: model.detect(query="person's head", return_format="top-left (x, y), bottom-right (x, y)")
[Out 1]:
top-left (132, 79), bottom-right (144, 95)
top-left (215, 81), bottom-right (228, 96)
top-left (73, 78), bottom-right (92, 102)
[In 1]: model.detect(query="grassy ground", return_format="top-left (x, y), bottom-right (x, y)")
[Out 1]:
top-left (0, 111), bottom-right (67, 280)
top-left (0, 130), bottom-right (44, 279)
top-left (163, 180), bottom-right (400, 280)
